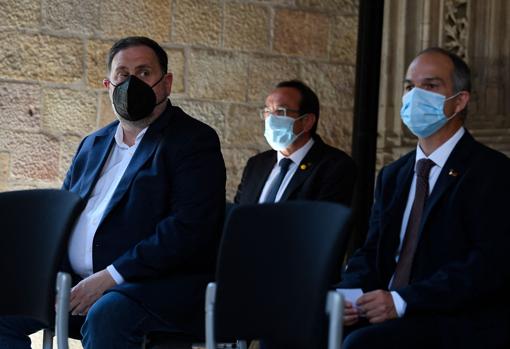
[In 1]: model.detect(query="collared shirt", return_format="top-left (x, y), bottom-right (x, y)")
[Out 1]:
top-left (390, 126), bottom-right (465, 316)
top-left (68, 124), bottom-right (148, 285)
top-left (258, 138), bottom-right (315, 203)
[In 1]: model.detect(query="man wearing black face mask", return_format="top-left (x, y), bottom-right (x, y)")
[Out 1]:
top-left (0, 37), bottom-right (226, 349)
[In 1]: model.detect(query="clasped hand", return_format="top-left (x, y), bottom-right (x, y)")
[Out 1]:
top-left (69, 269), bottom-right (116, 316)
top-left (344, 290), bottom-right (397, 325)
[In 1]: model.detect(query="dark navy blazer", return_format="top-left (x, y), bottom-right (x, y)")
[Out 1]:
top-left (62, 103), bottom-right (226, 332)
top-left (234, 135), bottom-right (356, 206)
top-left (339, 130), bottom-right (510, 348)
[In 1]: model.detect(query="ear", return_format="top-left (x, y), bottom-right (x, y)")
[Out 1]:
top-left (454, 91), bottom-right (470, 114)
top-left (302, 113), bottom-right (317, 133)
top-left (103, 79), bottom-right (110, 89)
top-left (163, 73), bottom-right (173, 95)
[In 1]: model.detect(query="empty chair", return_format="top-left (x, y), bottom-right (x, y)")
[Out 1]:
top-left (206, 201), bottom-right (352, 349)
top-left (0, 189), bottom-right (83, 349)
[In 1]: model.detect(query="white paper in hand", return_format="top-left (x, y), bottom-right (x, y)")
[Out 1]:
top-left (336, 288), bottom-right (363, 306)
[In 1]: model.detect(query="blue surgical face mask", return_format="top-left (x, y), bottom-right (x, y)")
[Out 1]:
top-left (400, 87), bottom-right (460, 138)
top-left (264, 114), bottom-right (306, 151)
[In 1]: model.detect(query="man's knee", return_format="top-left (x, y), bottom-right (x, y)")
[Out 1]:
top-left (81, 292), bottom-right (134, 336)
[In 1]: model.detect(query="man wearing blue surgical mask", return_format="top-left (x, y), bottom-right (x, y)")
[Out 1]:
top-left (234, 80), bottom-right (356, 206)
top-left (337, 48), bottom-right (510, 349)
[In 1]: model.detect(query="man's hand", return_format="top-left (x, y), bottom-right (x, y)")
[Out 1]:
top-left (356, 290), bottom-right (397, 324)
top-left (70, 269), bottom-right (116, 316)
top-left (343, 300), bottom-right (360, 326)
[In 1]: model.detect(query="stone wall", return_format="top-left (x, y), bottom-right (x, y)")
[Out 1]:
top-left (0, 0), bottom-right (359, 200)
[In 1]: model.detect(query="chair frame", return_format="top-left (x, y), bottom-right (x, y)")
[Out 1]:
top-left (205, 283), bottom-right (345, 349)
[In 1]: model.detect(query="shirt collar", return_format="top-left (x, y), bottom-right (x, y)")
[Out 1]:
top-left (114, 123), bottom-right (149, 149)
top-left (277, 138), bottom-right (315, 165)
top-left (415, 126), bottom-right (465, 169)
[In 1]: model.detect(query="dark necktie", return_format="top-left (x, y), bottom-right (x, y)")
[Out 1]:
top-left (390, 158), bottom-right (436, 290)
top-left (263, 158), bottom-right (293, 203)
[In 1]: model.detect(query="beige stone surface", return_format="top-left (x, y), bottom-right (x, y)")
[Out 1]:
top-left (274, 9), bottom-right (330, 58)
top-left (247, 56), bottom-right (300, 103)
top-left (98, 92), bottom-right (117, 128)
top-left (224, 104), bottom-right (267, 148)
top-left (330, 15), bottom-right (358, 64)
top-left (0, 0), bottom-right (40, 30)
top-left (188, 49), bottom-right (248, 102)
top-left (87, 40), bottom-right (113, 89)
top-left (99, 0), bottom-right (171, 42)
top-left (166, 48), bottom-right (185, 94)
top-left (318, 106), bottom-right (353, 154)
top-left (173, 0), bottom-right (222, 47)
top-left (173, 98), bottom-right (226, 141)
top-left (0, 33), bottom-right (83, 83)
top-left (224, 3), bottom-right (270, 51)
top-left (42, 0), bottom-right (98, 35)
top-left (295, 0), bottom-right (358, 15)
top-left (0, 82), bottom-right (41, 132)
top-left (0, 152), bottom-right (9, 183)
top-left (301, 62), bottom-right (355, 108)
top-left (42, 89), bottom-right (97, 136)
top-left (0, 129), bottom-right (59, 181)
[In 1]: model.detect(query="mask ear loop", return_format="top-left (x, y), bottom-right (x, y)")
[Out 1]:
top-left (152, 74), bottom-right (169, 106)
top-left (444, 91), bottom-right (463, 120)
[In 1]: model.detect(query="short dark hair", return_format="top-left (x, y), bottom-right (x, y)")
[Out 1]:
top-left (275, 80), bottom-right (320, 135)
top-left (417, 47), bottom-right (471, 118)
top-left (107, 36), bottom-right (168, 74)
top-left (418, 47), bottom-right (471, 93)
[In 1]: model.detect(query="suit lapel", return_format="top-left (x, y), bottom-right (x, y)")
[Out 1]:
top-left (279, 138), bottom-right (324, 201)
top-left (250, 152), bottom-right (277, 202)
top-left (79, 130), bottom-right (116, 199)
top-left (419, 132), bottom-right (475, 232)
top-left (100, 107), bottom-right (172, 222)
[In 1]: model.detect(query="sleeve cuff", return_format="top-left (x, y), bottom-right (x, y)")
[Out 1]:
top-left (390, 291), bottom-right (407, 317)
top-left (106, 265), bottom-right (125, 285)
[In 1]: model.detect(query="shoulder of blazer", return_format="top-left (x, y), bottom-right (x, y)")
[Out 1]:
top-left (310, 135), bottom-right (354, 164)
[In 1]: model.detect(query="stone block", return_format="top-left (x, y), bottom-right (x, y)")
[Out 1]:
top-left (166, 48), bottom-right (185, 94)
top-left (87, 40), bottom-right (114, 89)
top-left (42, 0), bottom-right (98, 35)
top-left (301, 62), bottom-right (355, 108)
top-left (222, 147), bottom-right (262, 202)
top-left (188, 49), bottom-right (248, 102)
top-left (0, 33), bottom-right (83, 83)
top-left (317, 106), bottom-right (353, 153)
top-left (0, 0), bottom-right (40, 30)
top-left (274, 9), bottom-right (330, 58)
top-left (0, 152), bottom-right (9, 182)
top-left (224, 3), bottom-right (270, 51)
top-left (98, 92), bottom-right (117, 128)
top-left (295, 0), bottom-right (358, 15)
top-left (42, 89), bottom-right (97, 136)
top-left (173, 0), bottom-right (221, 47)
top-left (173, 99), bottom-right (226, 141)
top-left (224, 104), bottom-right (267, 147)
top-left (60, 134), bottom-right (83, 179)
top-left (247, 56), bottom-right (300, 103)
top-left (99, 0), bottom-right (171, 43)
top-left (0, 82), bottom-right (41, 132)
top-left (0, 129), bottom-right (60, 181)
top-left (330, 15), bottom-right (358, 64)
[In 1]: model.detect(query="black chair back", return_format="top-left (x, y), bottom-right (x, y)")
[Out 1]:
top-left (0, 189), bottom-right (82, 326)
top-left (214, 201), bottom-right (351, 349)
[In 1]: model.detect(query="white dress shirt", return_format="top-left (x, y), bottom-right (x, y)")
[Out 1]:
top-left (68, 124), bottom-right (148, 285)
top-left (390, 126), bottom-right (465, 316)
top-left (258, 138), bottom-right (315, 203)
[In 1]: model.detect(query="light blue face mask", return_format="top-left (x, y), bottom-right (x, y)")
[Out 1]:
top-left (400, 87), bottom-right (460, 138)
top-left (264, 114), bottom-right (306, 151)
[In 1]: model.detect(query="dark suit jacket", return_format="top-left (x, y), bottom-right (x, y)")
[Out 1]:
top-left (62, 103), bottom-right (226, 333)
top-left (234, 135), bottom-right (356, 206)
top-left (339, 130), bottom-right (510, 348)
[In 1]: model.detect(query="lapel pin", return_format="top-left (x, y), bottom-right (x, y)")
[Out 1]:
top-left (300, 163), bottom-right (311, 171)
top-left (448, 169), bottom-right (459, 177)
